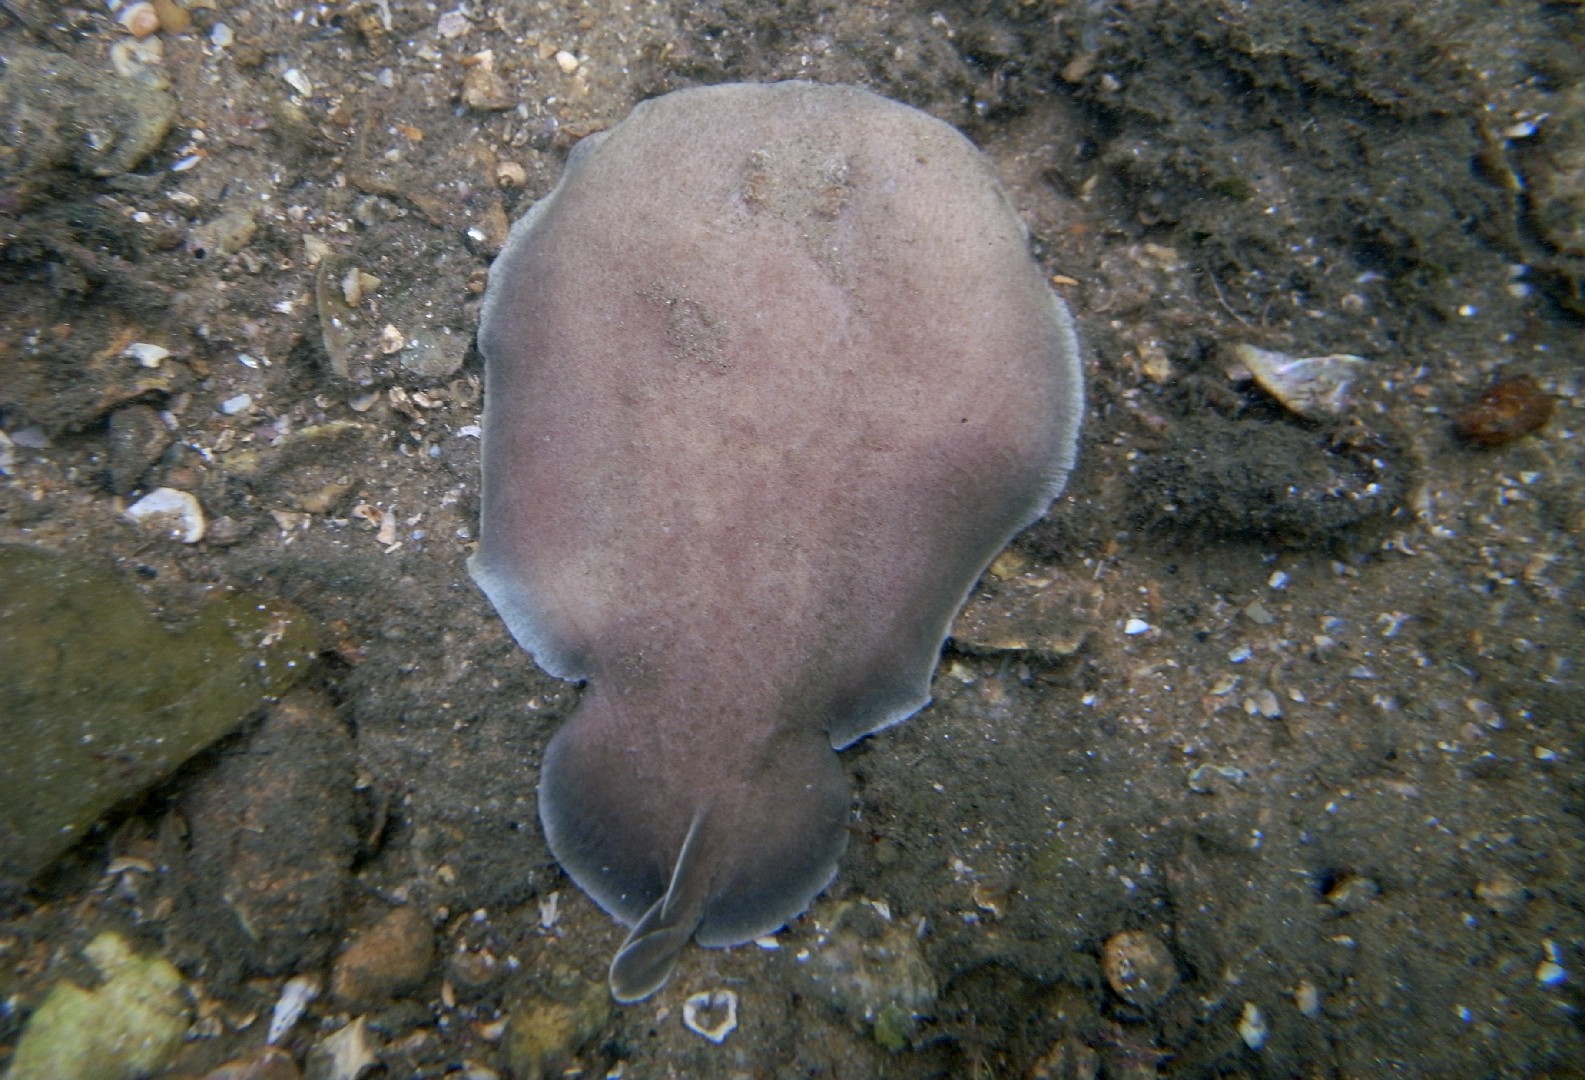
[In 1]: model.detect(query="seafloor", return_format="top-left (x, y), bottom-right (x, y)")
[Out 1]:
top-left (1, 0), bottom-right (1582, 1077)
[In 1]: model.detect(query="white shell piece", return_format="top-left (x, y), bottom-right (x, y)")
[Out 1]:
top-left (125, 487), bottom-right (206, 543)
top-left (267, 974), bottom-right (321, 1044)
top-left (283, 67), bottom-right (313, 96)
top-left (682, 989), bottom-right (738, 1044)
top-left (320, 1016), bottom-right (379, 1080)
top-left (1233, 344), bottom-right (1368, 418)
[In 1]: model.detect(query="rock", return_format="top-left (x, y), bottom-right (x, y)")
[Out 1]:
top-left (6, 931), bottom-right (189, 1080)
top-left (0, 46), bottom-right (176, 183)
top-left (503, 970), bottom-right (610, 1080)
top-left (952, 564), bottom-right (1102, 660)
top-left (784, 899), bottom-right (937, 1045)
top-left (330, 905), bottom-right (436, 1007)
top-left (399, 327), bottom-right (469, 382)
top-left (0, 544), bottom-right (318, 899)
top-left (171, 689), bottom-right (355, 978)
top-left (1323, 874), bottom-right (1380, 914)
top-left (1100, 930), bottom-right (1179, 1008)
top-left (124, 485), bottom-right (205, 543)
top-left (1530, 84), bottom-right (1585, 257)
top-left (106, 403), bottom-right (171, 494)
top-left (1475, 872), bottom-right (1527, 916)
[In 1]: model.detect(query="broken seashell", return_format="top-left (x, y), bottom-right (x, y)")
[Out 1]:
top-left (1232, 344), bottom-right (1367, 419)
top-left (118, 1), bottom-right (160, 38)
top-left (266, 974), bottom-right (320, 1044)
top-left (682, 989), bottom-right (738, 1044)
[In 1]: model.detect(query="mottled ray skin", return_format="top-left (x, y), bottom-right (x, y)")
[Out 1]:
top-left (470, 81), bottom-right (1083, 1002)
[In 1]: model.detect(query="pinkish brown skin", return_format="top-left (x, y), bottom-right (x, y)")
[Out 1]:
top-left (471, 81), bottom-right (1082, 1002)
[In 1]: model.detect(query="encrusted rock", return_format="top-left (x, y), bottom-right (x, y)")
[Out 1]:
top-left (331, 905), bottom-right (437, 1007)
top-left (1100, 930), bottom-right (1179, 1008)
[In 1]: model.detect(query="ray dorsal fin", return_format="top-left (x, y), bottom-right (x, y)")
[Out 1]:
top-left (608, 810), bottom-right (710, 1003)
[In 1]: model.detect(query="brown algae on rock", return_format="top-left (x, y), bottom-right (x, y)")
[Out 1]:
top-left (0, 544), bottom-right (319, 897)
top-left (471, 81), bottom-right (1083, 1001)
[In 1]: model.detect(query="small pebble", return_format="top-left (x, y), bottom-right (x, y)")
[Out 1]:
top-left (125, 487), bottom-right (206, 543)
top-left (1452, 375), bottom-right (1553, 447)
top-left (200, 1046), bottom-right (300, 1080)
top-left (1237, 1001), bottom-right (1268, 1050)
top-left (554, 49), bottom-right (580, 73)
top-left (1293, 980), bottom-right (1321, 1019)
top-left (125, 342), bottom-right (171, 368)
top-left (1100, 929), bottom-right (1179, 1007)
top-left (1123, 618), bottom-right (1151, 636)
top-left (1475, 872), bottom-right (1526, 915)
top-left (1324, 874), bottom-right (1380, 914)
top-left (331, 905), bottom-right (436, 1007)
top-left (1537, 960), bottom-right (1566, 987)
top-left (220, 393), bottom-right (253, 415)
top-left (437, 9), bottom-right (471, 38)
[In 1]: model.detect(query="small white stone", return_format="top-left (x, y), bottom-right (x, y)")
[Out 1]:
top-left (209, 21), bottom-right (233, 48)
top-left (1123, 618), bottom-right (1151, 636)
top-left (125, 487), bottom-right (206, 544)
top-left (220, 393), bottom-right (253, 415)
top-left (555, 49), bottom-right (580, 73)
top-left (1293, 980), bottom-right (1321, 1018)
top-left (125, 342), bottom-right (171, 368)
top-left (1237, 1001), bottom-right (1268, 1050)
top-left (379, 324), bottom-right (406, 354)
top-left (436, 9), bottom-right (471, 38)
top-left (682, 989), bottom-right (738, 1044)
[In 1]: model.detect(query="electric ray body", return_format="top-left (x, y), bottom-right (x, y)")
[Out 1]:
top-left (470, 81), bottom-right (1083, 1001)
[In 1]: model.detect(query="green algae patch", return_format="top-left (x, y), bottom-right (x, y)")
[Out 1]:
top-left (0, 544), bottom-right (318, 896)
top-left (5, 931), bottom-right (189, 1080)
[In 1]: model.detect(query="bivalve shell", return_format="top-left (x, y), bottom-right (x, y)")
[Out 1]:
top-left (1233, 343), bottom-right (1367, 418)
top-left (682, 989), bottom-right (737, 1044)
